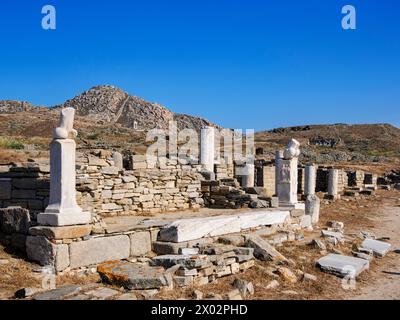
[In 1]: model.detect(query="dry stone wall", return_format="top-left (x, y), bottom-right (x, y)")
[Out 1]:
top-left (0, 150), bottom-right (206, 218)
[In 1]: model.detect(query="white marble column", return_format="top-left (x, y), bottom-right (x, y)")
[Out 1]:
top-left (304, 165), bottom-right (316, 196)
top-left (200, 126), bottom-right (215, 173)
top-left (37, 108), bottom-right (91, 226)
top-left (327, 168), bottom-right (340, 199)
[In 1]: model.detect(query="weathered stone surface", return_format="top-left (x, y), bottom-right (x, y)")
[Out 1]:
top-left (321, 230), bottom-right (343, 241)
top-left (33, 285), bottom-right (82, 300)
top-left (152, 241), bottom-right (188, 255)
top-left (69, 235), bottom-right (130, 268)
top-left (0, 207), bottom-right (32, 234)
top-left (361, 239), bottom-right (391, 258)
top-left (179, 247), bottom-right (199, 255)
top-left (28, 225), bottom-right (92, 240)
top-left (55, 244), bottom-right (70, 272)
top-left (159, 210), bottom-right (290, 243)
top-left (316, 254), bottom-right (369, 277)
top-left (233, 278), bottom-right (254, 296)
top-left (310, 239), bottom-right (326, 250)
top-left (224, 289), bottom-right (242, 300)
top-left (300, 215), bottom-right (312, 228)
top-left (116, 293), bottom-right (138, 300)
top-left (305, 194), bottom-right (320, 223)
top-left (26, 236), bottom-right (56, 266)
top-left (218, 235), bottom-right (245, 246)
top-left (159, 216), bottom-right (240, 243)
top-left (238, 211), bottom-right (290, 229)
top-left (130, 231), bottom-right (151, 256)
top-left (276, 267), bottom-right (297, 283)
top-left (245, 235), bottom-right (286, 262)
top-left (101, 166), bottom-right (119, 175)
top-left (85, 287), bottom-right (120, 300)
top-left (98, 261), bottom-right (172, 290)
top-left (0, 178), bottom-right (12, 200)
top-left (151, 254), bottom-right (210, 269)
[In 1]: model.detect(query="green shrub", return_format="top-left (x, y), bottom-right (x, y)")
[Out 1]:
top-left (0, 137), bottom-right (25, 150)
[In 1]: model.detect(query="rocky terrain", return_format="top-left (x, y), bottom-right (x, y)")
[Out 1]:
top-left (255, 123), bottom-right (400, 166)
top-left (1, 86), bottom-right (399, 169)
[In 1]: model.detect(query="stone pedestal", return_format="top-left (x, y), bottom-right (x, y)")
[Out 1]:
top-left (200, 126), bottom-right (215, 173)
top-left (305, 194), bottom-right (320, 223)
top-left (327, 169), bottom-right (340, 200)
top-left (241, 164), bottom-right (255, 188)
top-left (37, 139), bottom-right (90, 226)
top-left (274, 150), bottom-right (283, 195)
top-left (304, 165), bottom-right (316, 196)
top-left (277, 158), bottom-right (298, 206)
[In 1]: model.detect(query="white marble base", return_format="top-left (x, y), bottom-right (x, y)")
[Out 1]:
top-left (37, 211), bottom-right (91, 227)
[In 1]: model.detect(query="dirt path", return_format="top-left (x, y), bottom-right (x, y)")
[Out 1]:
top-left (350, 205), bottom-right (400, 300)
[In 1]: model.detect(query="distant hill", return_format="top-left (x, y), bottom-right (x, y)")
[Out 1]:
top-left (0, 88), bottom-right (399, 167)
top-left (255, 123), bottom-right (400, 164)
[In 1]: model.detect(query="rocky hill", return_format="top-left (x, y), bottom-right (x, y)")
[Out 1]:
top-left (52, 85), bottom-right (217, 131)
top-left (255, 123), bottom-right (400, 164)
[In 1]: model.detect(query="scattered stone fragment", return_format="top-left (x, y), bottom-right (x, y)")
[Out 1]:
top-left (266, 280), bottom-right (280, 289)
top-left (321, 230), bottom-right (343, 241)
top-left (141, 289), bottom-right (159, 300)
top-left (194, 276), bottom-right (209, 285)
top-left (316, 254), bottom-right (369, 278)
top-left (151, 254), bottom-right (210, 269)
top-left (32, 285), bottom-right (82, 300)
top-left (97, 261), bottom-right (172, 290)
top-left (282, 290), bottom-right (298, 295)
top-left (205, 293), bottom-right (222, 300)
top-left (224, 289), bottom-right (242, 300)
top-left (361, 239), bottom-right (391, 258)
top-left (359, 231), bottom-right (376, 240)
top-left (302, 273), bottom-right (317, 282)
top-left (276, 267), bottom-right (297, 283)
top-left (233, 279), bottom-right (254, 296)
top-left (245, 235), bottom-right (286, 262)
top-left (352, 251), bottom-right (373, 261)
top-left (310, 239), bottom-right (326, 250)
top-left (192, 290), bottom-right (204, 300)
top-left (116, 293), bottom-right (138, 300)
top-left (85, 287), bottom-right (120, 300)
top-left (165, 264), bottom-right (181, 275)
top-left (327, 221), bottom-right (344, 230)
top-left (177, 268), bottom-right (198, 277)
top-left (15, 287), bottom-right (43, 299)
top-left (174, 275), bottom-right (194, 287)
top-left (0, 259), bottom-right (9, 265)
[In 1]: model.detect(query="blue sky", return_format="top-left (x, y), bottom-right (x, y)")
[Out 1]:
top-left (0, 0), bottom-right (399, 130)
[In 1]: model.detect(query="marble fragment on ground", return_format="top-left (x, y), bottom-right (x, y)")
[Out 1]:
top-left (316, 254), bottom-right (369, 277)
top-left (361, 239), bottom-right (391, 258)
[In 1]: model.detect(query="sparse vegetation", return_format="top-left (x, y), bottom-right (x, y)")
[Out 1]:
top-left (0, 137), bottom-right (24, 150)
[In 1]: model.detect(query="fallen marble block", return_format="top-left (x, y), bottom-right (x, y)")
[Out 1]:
top-left (245, 235), bottom-right (286, 262)
top-left (361, 239), bottom-right (391, 258)
top-left (159, 210), bottom-right (290, 243)
top-left (321, 230), bottom-right (343, 241)
top-left (316, 254), bottom-right (369, 277)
